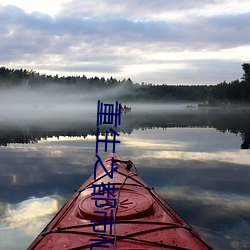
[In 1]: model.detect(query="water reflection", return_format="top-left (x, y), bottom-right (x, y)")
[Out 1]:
top-left (0, 108), bottom-right (250, 249)
top-left (0, 196), bottom-right (62, 250)
top-left (1, 196), bottom-right (59, 228)
top-left (0, 107), bottom-right (250, 149)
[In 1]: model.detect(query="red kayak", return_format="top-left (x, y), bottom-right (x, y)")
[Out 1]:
top-left (28, 153), bottom-right (213, 249)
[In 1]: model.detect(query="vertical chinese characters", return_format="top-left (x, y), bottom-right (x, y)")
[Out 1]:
top-left (90, 100), bottom-right (121, 249)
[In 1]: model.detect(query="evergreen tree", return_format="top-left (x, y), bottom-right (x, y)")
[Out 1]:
top-left (242, 63), bottom-right (250, 83)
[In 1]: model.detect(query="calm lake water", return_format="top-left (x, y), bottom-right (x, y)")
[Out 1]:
top-left (0, 104), bottom-right (250, 249)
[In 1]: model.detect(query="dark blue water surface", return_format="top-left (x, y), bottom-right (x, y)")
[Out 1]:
top-left (0, 105), bottom-right (250, 249)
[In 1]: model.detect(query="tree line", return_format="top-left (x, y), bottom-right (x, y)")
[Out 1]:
top-left (208, 63), bottom-right (250, 105)
top-left (0, 63), bottom-right (249, 104)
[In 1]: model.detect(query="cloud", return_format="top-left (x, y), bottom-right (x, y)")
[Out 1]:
top-left (187, 13), bottom-right (250, 49)
top-left (0, 1), bottom-right (250, 84)
top-left (58, 0), bottom-right (235, 19)
top-left (1, 6), bottom-right (247, 51)
top-left (0, 196), bottom-right (59, 229)
top-left (157, 186), bottom-right (250, 216)
top-left (0, 196), bottom-right (61, 249)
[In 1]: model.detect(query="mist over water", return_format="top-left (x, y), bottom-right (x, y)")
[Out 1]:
top-left (0, 84), bottom-right (197, 124)
top-left (1, 84), bottom-right (250, 150)
top-left (0, 85), bottom-right (96, 122)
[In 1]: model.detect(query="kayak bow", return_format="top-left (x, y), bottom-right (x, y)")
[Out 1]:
top-left (28, 153), bottom-right (213, 249)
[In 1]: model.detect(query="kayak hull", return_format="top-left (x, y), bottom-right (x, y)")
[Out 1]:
top-left (28, 153), bottom-right (213, 249)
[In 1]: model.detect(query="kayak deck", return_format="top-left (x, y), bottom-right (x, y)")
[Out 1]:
top-left (28, 153), bottom-right (213, 249)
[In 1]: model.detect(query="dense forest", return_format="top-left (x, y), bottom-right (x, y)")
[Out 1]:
top-left (0, 63), bottom-right (250, 104)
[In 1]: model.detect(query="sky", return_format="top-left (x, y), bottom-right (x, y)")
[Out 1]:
top-left (0, 0), bottom-right (250, 85)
